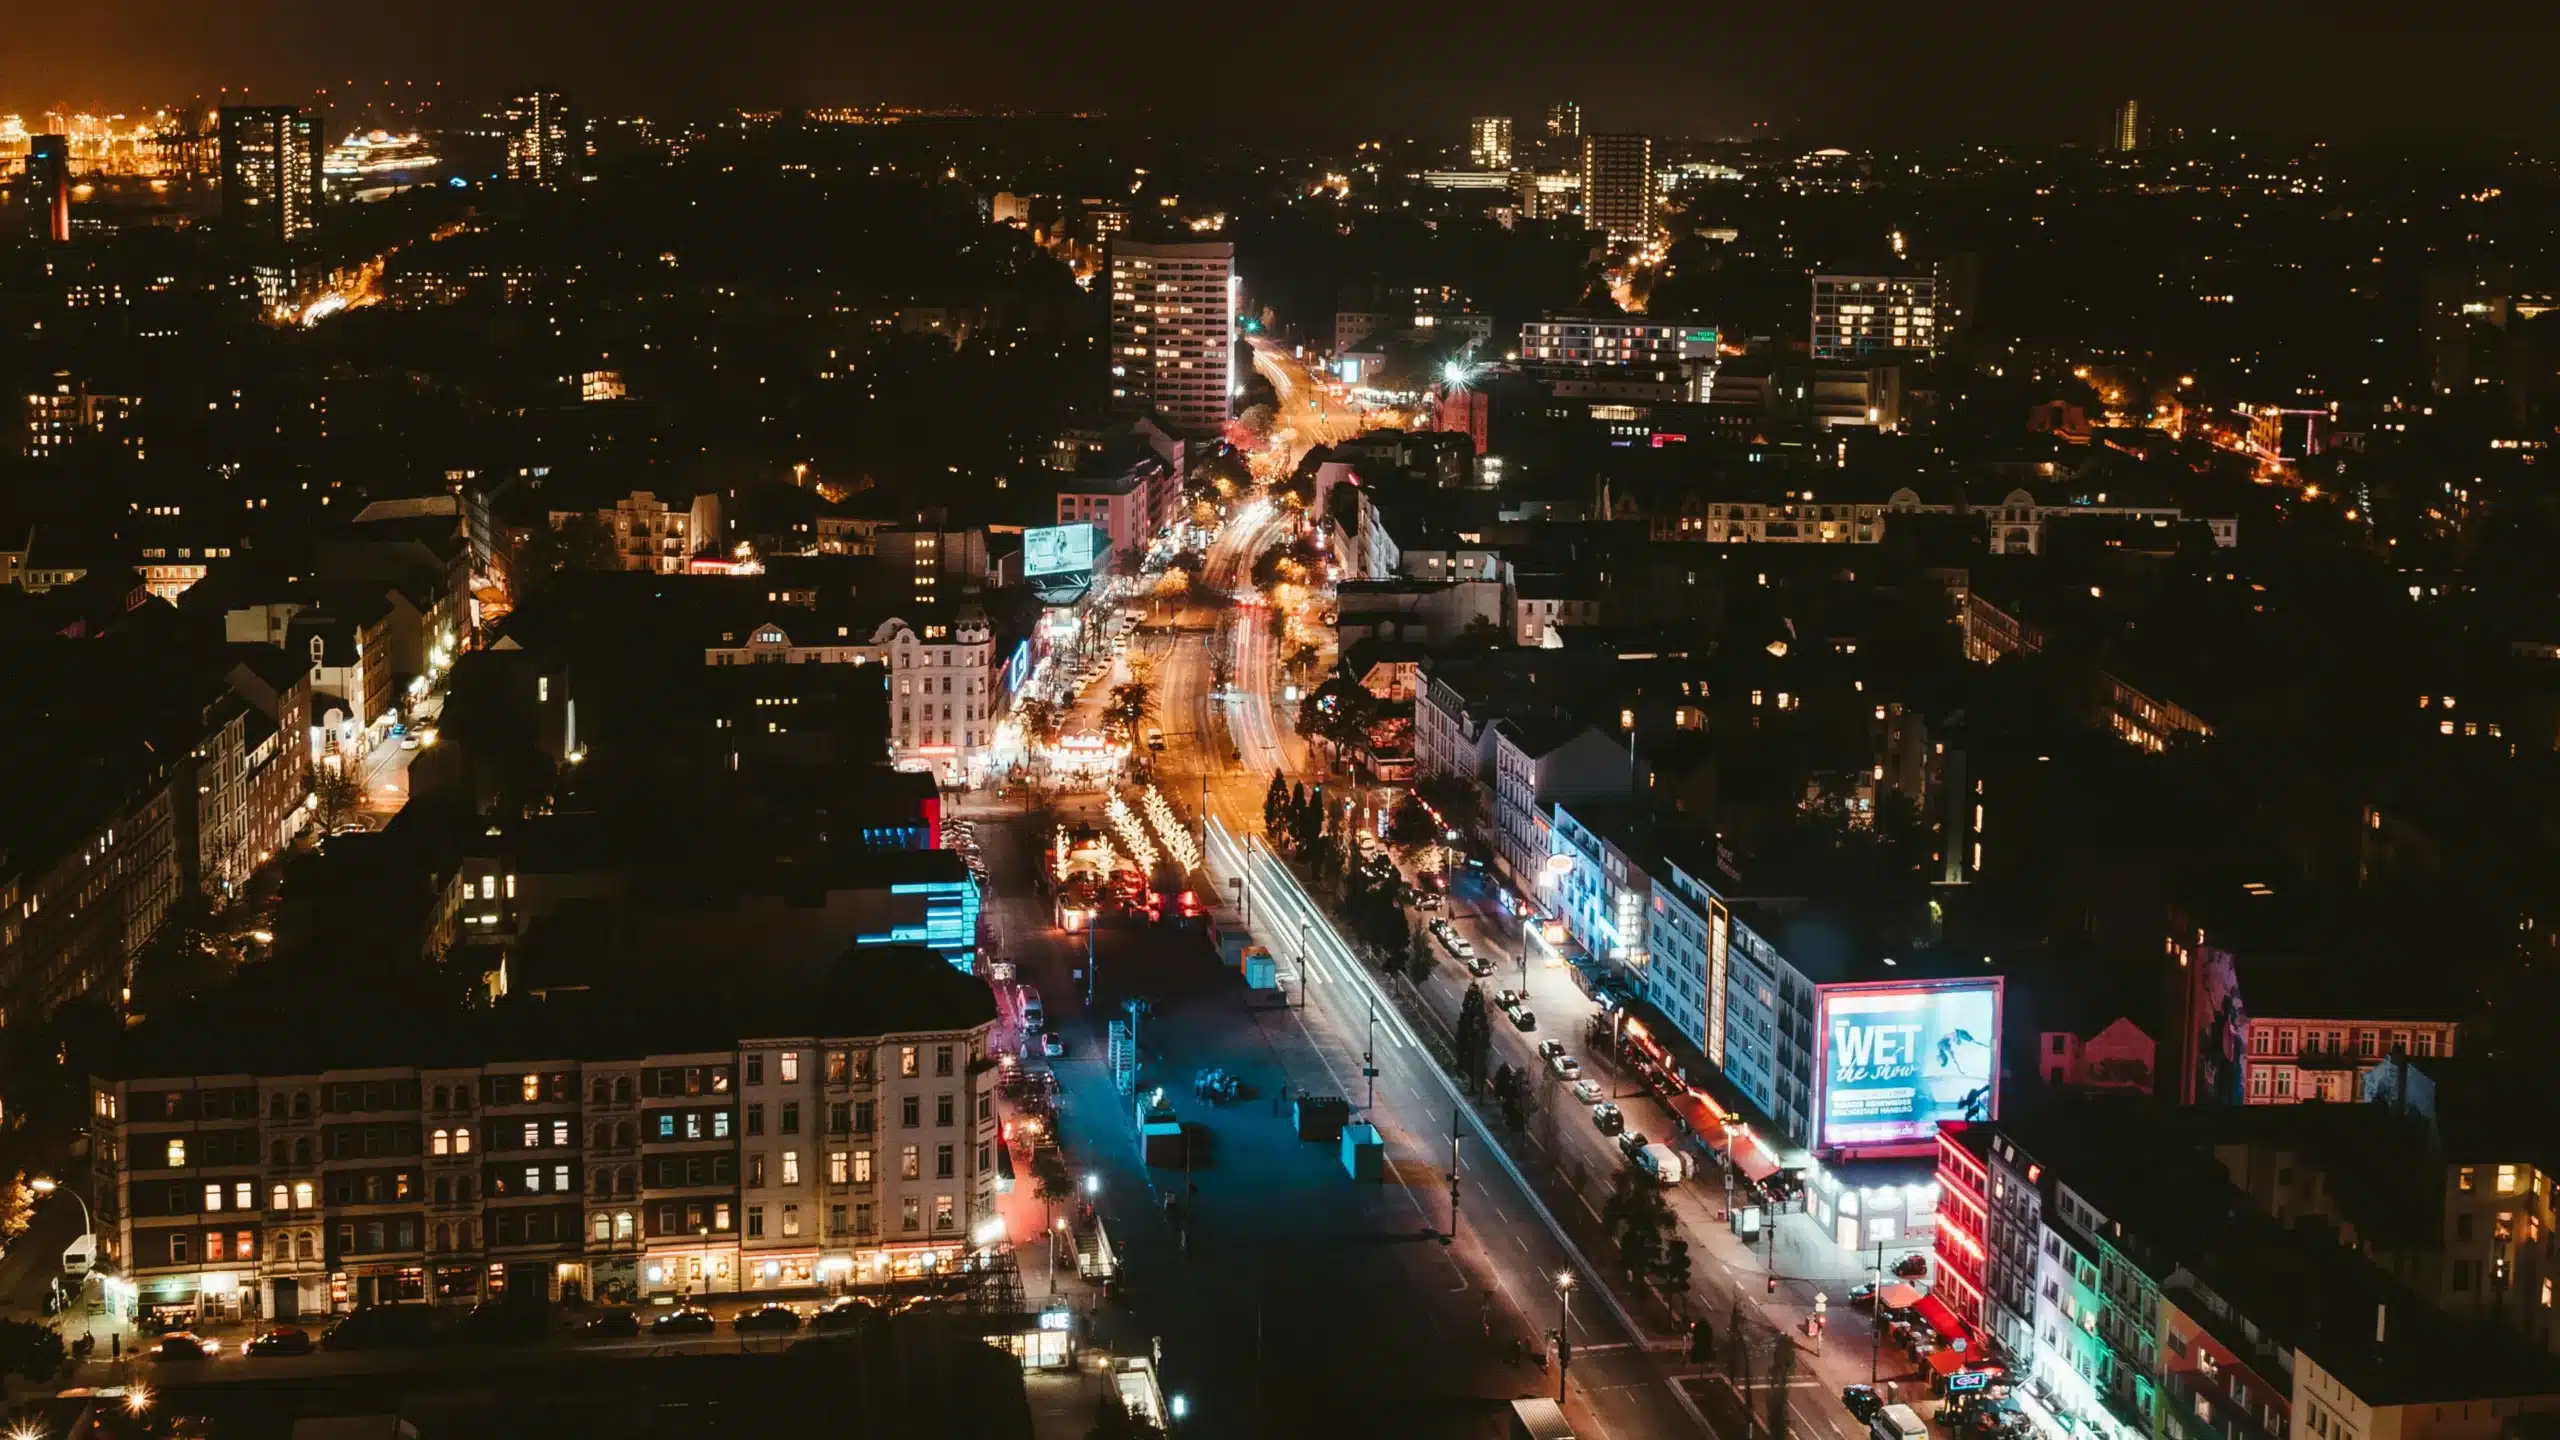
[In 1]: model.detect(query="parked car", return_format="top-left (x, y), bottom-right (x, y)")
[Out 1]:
top-left (245, 1326), bottom-right (312, 1357)
top-left (651, 1307), bottom-right (718, 1336)
top-left (734, 1304), bottom-right (802, 1334)
top-left (1041, 1032), bottom-right (1067, 1059)
top-left (1466, 956), bottom-right (1495, 977)
top-left (812, 1297), bottom-right (875, 1331)
top-left (1536, 1040), bottom-right (1565, 1060)
top-left (455, 1299), bottom-right (550, 1344)
top-left (1494, 989), bottom-right (1520, 1010)
top-left (1510, 1009), bottom-right (1536, 1031)
top-left (1847, 1282), bottom-right (1879, 1308)
top-left (155, 1332), bottom-right (217, 1361)
top-left (1618, 1131), bottom-right (1651, 1159)
top-left (582, 1310), bottom-right (641, 1339)
top-left (1591, 1102), bottom-right (1625, 1135)
top-left (1843, 1386), bottom-right (1885, 1424)
top-left (1417, 892), bottom-right (1444, 911)
top-left (323, 1304), bottom-right (437, 1351)
top-left (1549, 1054), bottom-right (1581, 1080)
top-left (1572, 1078), bottom-right (1604, 1104)
top-left (1894, 1252), bottom-right (1931, 1279)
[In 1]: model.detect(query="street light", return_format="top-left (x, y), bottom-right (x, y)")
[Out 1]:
top-left (1553, 1271), bottom-right (1576, 1403)
top-left (29, 1177), bottom-right (91, 1239)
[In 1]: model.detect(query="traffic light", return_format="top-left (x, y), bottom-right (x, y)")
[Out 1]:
top-left (1767, 1275), bottom-right (1779, 1294)
top-left (1687, 1320), bottom-right (1713, 1363)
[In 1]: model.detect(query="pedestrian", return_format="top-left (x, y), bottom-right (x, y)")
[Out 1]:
top-left (110, 1333), bottom-right (119, 1361)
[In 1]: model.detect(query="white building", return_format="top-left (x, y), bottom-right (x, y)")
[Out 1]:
top-left (706, 608), bottom-right (997, 786)
top-left (1108, 238), bottom-right (1237, 435)
top-left (1468, 116), bottom-right (1513, 169)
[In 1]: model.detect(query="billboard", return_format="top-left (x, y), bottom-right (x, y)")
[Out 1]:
top-left (1815, 979), bottom-right (2002, 1153)
top-left (1023, 524), bottom-right (1097, 579)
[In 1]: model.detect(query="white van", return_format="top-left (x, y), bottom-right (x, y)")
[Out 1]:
top-left (62, 1233), bottom-right (97, 1277)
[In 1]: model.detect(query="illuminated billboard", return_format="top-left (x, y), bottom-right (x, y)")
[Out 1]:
top-left (1024, 524), bottom-right (1097, 579)
top-left (1815, 979), bottom-right (2002, 1154)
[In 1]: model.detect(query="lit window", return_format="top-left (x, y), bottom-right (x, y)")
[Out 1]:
top-left (2500, 1166), bottom-right (2520, 1194)
top-left (432, 1129), bottom-right (450, 1156)
top-left (779, 1052), bottom-right (800, 1083)
top-left (781, 1151), bottom-right (800, 1185)
top-left (294, 1181), bottom-right (315, 1208)
top-left (205, 1183), bottom-right (224, 1212)
top-left (167, 1139), bottom-right (187, 1168)
top-left (454, 1127), bottom-right (473, 1154)
top-left (520, 1074), bottom-right (541, 1102)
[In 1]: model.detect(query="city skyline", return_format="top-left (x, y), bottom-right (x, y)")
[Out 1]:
top-left (7, 12), bottom-right (2558, 146)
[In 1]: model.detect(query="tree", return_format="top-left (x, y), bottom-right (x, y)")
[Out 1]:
top-left (1767, 1331), bottom-right (1797, 1440)
top-left (313, 767), bottom-right (364, 833)
top-left (1454, 985), bottom-right (1492, 1091)
top-left (0, 1318), bottom-right (64, 1382)
top-left (131, 894), bottom-right (223, 1016)
top-left (1106, 682), bottom-right (1156, 738)
top-left (1264, 771), bottom-right (1289, 837)
top-left (1019, 696), bottom-right (1066, 751)
top-left (1492, 1065), bottom-right (1528, 1133)
top-left (1405, 921), bottom-right (1436, 982)
top-left (1656, 1237), bottom-right (1695, 1317)
top-left (505, 513), bottom-right (618, 603)
top-left (1386, 796), bottom-right (1442, 853)
top-left (1087, 1393), bottom-right (1167, 1440)
top-left (1602, 1160), bottom-right (1672, 1281)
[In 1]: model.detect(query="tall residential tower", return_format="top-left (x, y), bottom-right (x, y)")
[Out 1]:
top-left (1106, 238), bottom-right (1237, 435)
top-left (25, 133), bottom-right (70, 242)
top-left (1577, 133), bottom-right (1655, 247)
top-left (218, 106), bottom-right (319, 241)
top-left (1468, 116), bottom-right (1513, 170)
top-left (503, 92), bottom-right (579, 186)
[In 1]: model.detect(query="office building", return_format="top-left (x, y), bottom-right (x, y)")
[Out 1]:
top-left (1517, 315), bottom-right (1717, 370)
top-left (2110, 98), bottom-right (2146, 153)
top-left (503, 92), bottom-right (579, 186)
top-left (1468, 116), bottom-right (1513, 169)
top-left (26, 132), bottom-right (70, 242)
top-left (218, 106), bottom-right (319, 242)
top-left (86, 949), bottom-right (1001, 1323)
top-left (1577, 133), bottom-right (1656, 247)
top-left (1546, 101), bottom-right (1581, 140)
top-left (1810, 272), bottom-right (1939, 360)
top-left (1106, 237), bottom-right (1236, 435)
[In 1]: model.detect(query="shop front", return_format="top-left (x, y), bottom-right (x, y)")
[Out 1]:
top-left (141, 1270), bottom-right (263, 1328)
top-left (1804, 1160), bottom-right (1942, 1254)
top-left (744, 1249), bottom-right (822, 1292)
top-left (642, 1244), bottom-right (740, 1299)
top-left (988, 1307), bottom-right (1075, 1371)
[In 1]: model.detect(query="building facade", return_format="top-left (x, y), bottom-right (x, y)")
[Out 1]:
top-left (219, 106), bottom-right (319, 243)
top-left (503, 92), bottom-right (578, 186)
top-left (1811, 273), bottom-right (1939, 361)
top-left (1107, 238), bottom-right (1236, 434)
top-left (705, 607), bottom-right (999, 786)
top-left (1577, 133), bottom-right (1656, 246)
top-left (1468, 116), bottom-right (1513, 170)
top-left (90, 1014), bottom-right (1000, 1324)
top-left (1516, 316), bottom-right (1717, 370)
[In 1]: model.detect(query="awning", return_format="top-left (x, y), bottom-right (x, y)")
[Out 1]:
top-left (1879, 1282), bottom-right (1924, 1311)
top-left (1666, 1092), bottom-right (1725, 1145)
top-left (1928, 1348), bottom-right (1968, 1377)
top-left (1735, 1144), bottom-right (1781, 1183)
top-left (1916, 1292), bottom-right (1964, 1340)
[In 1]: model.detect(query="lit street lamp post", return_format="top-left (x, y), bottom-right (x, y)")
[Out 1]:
top-left (1554, 1271), bottom-right (1576, 1403)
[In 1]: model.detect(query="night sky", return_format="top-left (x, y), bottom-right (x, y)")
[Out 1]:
top-left (16, 4), bottom-right (2560, 146)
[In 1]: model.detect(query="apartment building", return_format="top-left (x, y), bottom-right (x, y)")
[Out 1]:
top-left (545, 489), bottom-right (722, 575)
top-left (1107, 238), bottom-right (1235, 434)
top-left (89, 949), bottom-right (997, 1325)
